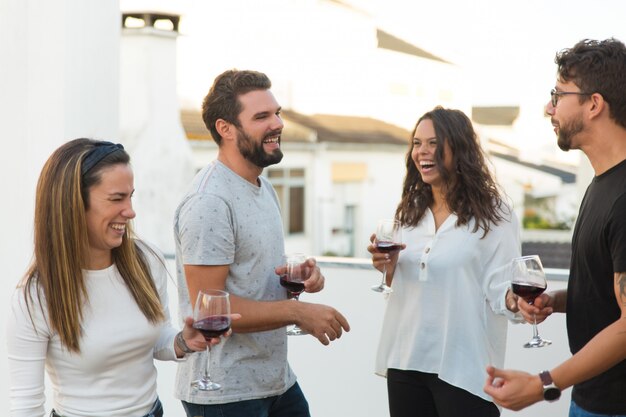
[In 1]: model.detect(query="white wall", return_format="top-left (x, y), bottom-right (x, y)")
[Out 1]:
top-left (188, 141), bottom-right (408, 258)
top-left (152, 259), bottom-right (572, 417)
top-left (492, 156), bottom-right (576, 225)
top-left (324, 146), bottom-right (407, 258)
top-left (120, 25), bottom-right (195, 254)
top-left (0, 251), bottom-right (575, 416)
top-left (0, 0), bottom-right (120, 410)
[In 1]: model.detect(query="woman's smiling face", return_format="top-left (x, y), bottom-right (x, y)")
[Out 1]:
top-left (411, 118), bottom-right (453, 189)
top-left (84, 163), bottom-right (135, 269)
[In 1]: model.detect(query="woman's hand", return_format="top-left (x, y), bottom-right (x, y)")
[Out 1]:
top-left (367, 233), bottom-right (405, 274)
top-left (505, 289), bottom-right (520, 313)
top-left (177, 314), bottom-right (242, 356)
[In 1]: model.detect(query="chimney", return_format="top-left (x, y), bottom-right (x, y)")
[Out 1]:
top-left (120, 11), bottom-right (194, 255)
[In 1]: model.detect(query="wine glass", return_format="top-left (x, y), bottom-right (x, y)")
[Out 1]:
top-left (371, 219), bottom-right (402, 294)
top-left (191, 289), bottom-right (231, 391)
top-left (510, 255), bottom-right (552, 348)
top-left (280, 253), bottom-right (309, 336)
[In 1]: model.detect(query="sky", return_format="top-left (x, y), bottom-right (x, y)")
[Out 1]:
top-left (353, 0), bottom-right (626, 105)
top-left (121, 0), bottom-right (626, 163)
top-left (357, 0), bottom-right (626, 164)
top-left (136, 0), bottom-right (626, 107)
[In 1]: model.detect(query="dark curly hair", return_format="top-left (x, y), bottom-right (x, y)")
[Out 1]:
top-left (556, 38), bottom-right (626, 129)
top-left (395, 106), bottom-right (507, 237)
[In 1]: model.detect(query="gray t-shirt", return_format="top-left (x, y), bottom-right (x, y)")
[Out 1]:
top-left (173, 160), bottom-right (295, 404)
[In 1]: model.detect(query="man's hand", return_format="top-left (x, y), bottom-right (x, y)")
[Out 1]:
top-left (275, 257), bottom-right (325, 294)
top-left (518, 293), bottom-right (554, 324)
top-left (483, 366), bottom-right (544, 411)
top-left (294, 302), bottom-right (350, 346)
top-left (302, 258), bottom-right (324, 293)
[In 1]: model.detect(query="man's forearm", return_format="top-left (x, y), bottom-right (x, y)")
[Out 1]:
top-left (552, 316), bottom-right (626, 390)
top-left (229, 294), bottom-right (296, 333)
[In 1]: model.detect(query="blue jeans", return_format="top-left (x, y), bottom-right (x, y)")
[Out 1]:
top-left (51, 397), bottom-right (163, 417)
top-left (569, 401), bottom-right (626, 417)
top-left (181, 382), bottom-right (310, 417)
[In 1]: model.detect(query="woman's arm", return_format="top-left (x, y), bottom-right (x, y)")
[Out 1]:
top-left (7, 288), bottom-right (49, 417)
top-left (483, 210), bottom-right (525, 321)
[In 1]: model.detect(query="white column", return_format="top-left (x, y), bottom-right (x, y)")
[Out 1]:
top-left (0, 0), bottom-right (120, 411)
top-left (120, 13), bottom-right (194, 255)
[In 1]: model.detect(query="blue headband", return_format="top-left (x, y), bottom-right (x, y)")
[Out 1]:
top-left (81, 142), bottom-right (125, 176)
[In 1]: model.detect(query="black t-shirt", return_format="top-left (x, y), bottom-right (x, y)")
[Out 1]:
top-left (567, 158), bottom-right (626, 414)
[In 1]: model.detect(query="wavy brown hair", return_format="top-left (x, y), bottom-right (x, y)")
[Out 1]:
top-left (23, 138), bottom-right (164, 353)
top-left (395, 106), bottom-right (507, 237)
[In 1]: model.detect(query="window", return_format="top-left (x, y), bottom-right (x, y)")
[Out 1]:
top-left (267, 168), bottom-right (305, 234)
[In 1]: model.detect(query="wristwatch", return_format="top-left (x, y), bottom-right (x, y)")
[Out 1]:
top-left (539, 370), bottom-right (561, 402)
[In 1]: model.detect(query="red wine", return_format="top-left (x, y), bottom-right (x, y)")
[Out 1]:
top-left (512, 282), bottom-right (546, 304)
top-left (280, 275), bottom-right (305, 295)
top-left (376, 241), bottom-right (402, 253)
top-left (193, 315), bottom-right (231, 340)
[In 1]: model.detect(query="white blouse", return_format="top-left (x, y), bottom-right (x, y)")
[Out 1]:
top-left (7, 245), bottom-right (180, 417)
top-left (375, 208), bottom-right (522, 401)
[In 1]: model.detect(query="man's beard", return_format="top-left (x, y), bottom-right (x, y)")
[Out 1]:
top-left (556, 117), bottom-right (584, 152)
top-left (236, 128), bottom-right (284, 168)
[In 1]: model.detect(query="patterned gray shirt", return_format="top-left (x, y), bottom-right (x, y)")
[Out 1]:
top-left (173, 160), bottom-right (295, 404)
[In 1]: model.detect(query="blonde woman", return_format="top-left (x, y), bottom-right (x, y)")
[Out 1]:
top-left (7, 139), bottom-right (223, 417)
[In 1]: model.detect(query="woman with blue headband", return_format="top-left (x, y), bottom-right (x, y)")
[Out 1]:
top-left (6, 138), bottom-right (231, 417)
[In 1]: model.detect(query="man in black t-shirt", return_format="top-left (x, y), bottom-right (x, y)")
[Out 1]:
top-left (484, 38), bottom-right (626, 416)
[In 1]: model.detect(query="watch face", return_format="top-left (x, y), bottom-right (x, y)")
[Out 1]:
top-left (544, 387), bottom-right (561, 401)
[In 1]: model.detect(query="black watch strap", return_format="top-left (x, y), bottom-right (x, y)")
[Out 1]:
top-left (539, 370), bottom-right (561, 402)
top-left (539, 370), bottom-right (554, 385)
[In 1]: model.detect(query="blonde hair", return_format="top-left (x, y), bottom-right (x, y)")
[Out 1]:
top-left (24, 138), bottom-right (164, 353)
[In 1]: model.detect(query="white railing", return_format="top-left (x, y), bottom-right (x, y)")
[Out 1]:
top-left (1, 258), bottom-right (571, 417)
top-left (154, 258), bottom-right (572, 417)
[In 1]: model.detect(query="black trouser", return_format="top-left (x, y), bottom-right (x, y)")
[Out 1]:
top-left (51, 397), bottom-right (163, 417)
top-left (387, 369), bottom-right (499, 417)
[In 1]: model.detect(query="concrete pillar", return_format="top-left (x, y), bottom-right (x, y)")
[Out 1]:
top-left (120, 12), bottom-right (194, 254)
top-left (0, 0), bottom-right (120, 411)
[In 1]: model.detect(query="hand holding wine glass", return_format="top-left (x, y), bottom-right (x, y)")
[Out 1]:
top-left (510, 255), bottom-right (552, 348)
top-left (371, 219), bottom-right (403, 294)
top-left (279, 253), bottom-right (310, 336)
top-left (191, 289), bottom-right (231, 391)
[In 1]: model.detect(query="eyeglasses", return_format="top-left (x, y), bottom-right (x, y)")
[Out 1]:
top-left (550, 88), bottom-right (591, 107)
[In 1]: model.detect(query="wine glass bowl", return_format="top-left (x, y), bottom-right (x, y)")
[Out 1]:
top-left (371, 219), bottom-right (402, 294)
top-left (280, 253), bottom-right (309, 336)
top-left (191, 289), bottom-right (231, 391)
top-left (510, 255), bottom-right (551, 348)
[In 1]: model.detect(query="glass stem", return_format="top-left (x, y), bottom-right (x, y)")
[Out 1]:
top-left (204, 345), bottom-right (211, 381)
top-left (532, 314), bottom-right (539, 339)
top-left (381, 263), bottom-right (387, 286)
